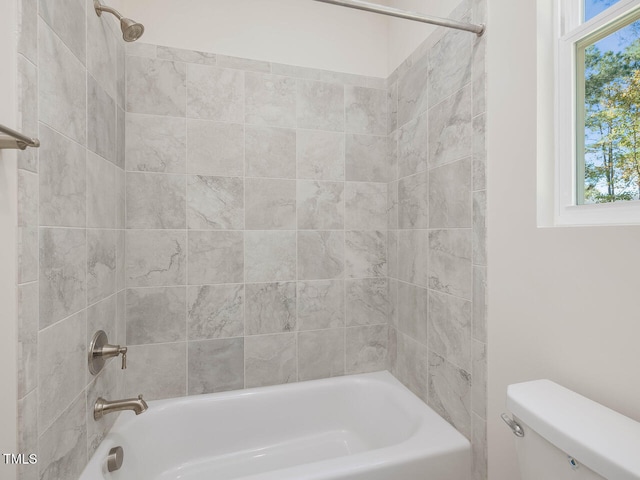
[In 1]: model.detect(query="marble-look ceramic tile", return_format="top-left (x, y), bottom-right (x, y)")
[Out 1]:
top-left (18, 0), bottom-right (37, 64)
top-left (245, 333), bottom-right (297, 388)
top-left (115, 167), bottom-right (125, 229)
top-left (428, 290), bottom-right (472, 372)
top-left (126, 56), bottom-right (186, 116)
top-left (429, 86), bottom-right (472, 169)
top-left (472, 36), bottom-right (486, 117)
top-left (87, 229), bottom-right (116, 305)
top-left (126, 172), bottom-right (186, 229)
top-left (39, 0), bottom-right (85, 63)
top-left (297, 181), bottom-right (345, 230)
top-left (387, 230), bottom-right (398, 280)
top-left (87, 151), bottom-right (116, 229)
top-left (398, 170), bottom-right (429, 229)
top-left (187, 64), bottom-right (243, 122)
top-left (245, 125), bottom-right (296, 178)
top-left (17, 390), bottom-right (37, 480)
top-left (245, 178), bottom-right (296, 230)
top-left (346, 278), bottom-right (388, 326)
top-left (473, 114), bottom-right (486, 191)
top-left (218, 54), bottom-right (271, 72)
top-left (38, 124), bottom-right (86, 227)
top-left (188, 284), bottom-right (244, 340)
top-left (296, 130), bottom-right (344, 181)
top-left (126, 230), bottom-right (186, 287)
top-left (126, 113), bottom-right (186, 173)
top-left (39, 228), bottom-right (86, 329)
top-left (187, 175), bottom-right (244, 230)
top-left (38, 310), bottom-right (86, 432)
top-left (472, 413), bottom-right (488, 480)
top-left (344, 182), bottom-right (386, 231)
top-left (116, 290), bottom-right (126, 345)
top-left (387, 181), bottom-right (399, 230)
top-left (86, 296), bottom-right (116, 355)
top-left (38, 392), bottom-right (87, 480)
top-left (17, 56), bottom-right (38, 173)
top-left (115, 230), bottom-right (125, 291)
top-left (387, 81), bottom-right (398, 134)
top-left (345, 86), bottom-right (387, 135)
top-left (346, 325), bottom-right (387, 374)
top-left (86, 359), bottom-right (120, 457)
top-left (188, 231), bottom-right (244, 285)
top-left (472, 340), bottom-right (487, 419)
top-left (397, 230), bottom-right (429, 287)
top-left (157, 46), bottom-right (217, 65)
top-left (388, 278), bottom-right (399, 331)
top-left (188, 338), bottom-right (244, 394)
top-left (297, 280), bottom-right (344, 331)
top-left (345, 230), bottom-right (387, 278)
top-left (428, 351), bottom-right (472, 439)
top-left (472, 266), bottom-right (487, 343)
top-left (345, 134), bottom-right (388, 182)
top-left (398, 112), bottom-right (428, 178)
top-left (116, 41), bottom-right (126, 110)
top-left (39, 19), bottom-right (86, 144)
top-left (397, 53), bottom-right (429, 127)
top-left (297, 231), bottom-right (344, 280)
top-left (18, 283), bottom-right (37, 398)
top-left (87, 0), bottom-right (117, 99)
top-left (297, 79), bottom-right (344, 132)
top-left (395, 332), bottom-right (429, 402)
top-left (18, 169), bottom-right (37, 227)
top-left (387, 133), bottom-right (399, 182)
top-left (245, 72), bottom-right (296, 127)
top-left (116, 106), bottom-right (125, 169)
top-left (387, 325), bottom-right (398, 375)
top-left (18, 227), bottom-right (38, 284)
top-left (429, 229), bottom-right (472, 300)
top-left (126, 287), bottom-right (187, 345)
top-left (429, 158), bottom-right (472, 228)
top-left (246, 231), bottom-right (296, 282)
top-left (187, 119), bottom-right (244, 176)
top-left (245, 282), bottom-right (296, 335)
top-left (473, 190), bottom-right (487, 266)
top-left (125, 42), bottom-right (157, 58)
top-left (298, 329), bottom-right (345, 381)
top-left (428, 28), bottom-right (472, 108)
top-left (397, 281), bottom-right (428, 345)
top-left (124, 343), bottom-right (186, 400)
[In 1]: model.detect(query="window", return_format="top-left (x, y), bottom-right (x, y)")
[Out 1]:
top-left (556, 0), bottom-right (640, 224)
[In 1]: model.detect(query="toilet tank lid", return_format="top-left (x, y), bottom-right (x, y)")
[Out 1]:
top-left (507, 380), bottom-right (640, 480)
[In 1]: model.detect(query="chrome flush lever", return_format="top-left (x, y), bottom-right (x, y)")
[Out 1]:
top-left (89, 330), bottom-right (128, 375)
top-left (501, 413), bottom-right (525, 437)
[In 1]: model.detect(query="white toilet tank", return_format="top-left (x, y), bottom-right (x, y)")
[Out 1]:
top-left (506, 380), bottom-right (640, 480)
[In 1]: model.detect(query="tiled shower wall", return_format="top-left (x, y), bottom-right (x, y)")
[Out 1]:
top-left (15, 0), bottom-right (127, 478)
top-left (121, 44), bottom-right (391, 398)
top-left (386, 0), bottom-right (488, 479)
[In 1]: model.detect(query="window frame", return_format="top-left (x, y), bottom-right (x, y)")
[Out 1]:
top-left (555, 0), bottom-right (640, 225)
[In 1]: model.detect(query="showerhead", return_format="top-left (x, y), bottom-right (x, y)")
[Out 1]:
top-left (94, 0), bottom-right (145, 42)
top-left (120, 17), bottom-right (145, 42)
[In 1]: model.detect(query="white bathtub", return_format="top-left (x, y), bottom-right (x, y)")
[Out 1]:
top-left (79, 371), bottom-right (471, 480)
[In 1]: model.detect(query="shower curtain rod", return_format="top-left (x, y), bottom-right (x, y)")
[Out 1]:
top-left (311, 0), bottom-right (485, 36)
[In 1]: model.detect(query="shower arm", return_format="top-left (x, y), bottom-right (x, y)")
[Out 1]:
top-left (94, 1), bottom-right (125, 21)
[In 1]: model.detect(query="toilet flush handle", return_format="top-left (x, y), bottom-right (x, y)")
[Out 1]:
top-left (501, 413), bottom-right (525, 437)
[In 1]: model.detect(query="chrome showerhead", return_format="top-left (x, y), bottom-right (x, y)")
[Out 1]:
top-left (120, 17), bottom-right (145, 42)
top-left (94, 0), bottom-right (145, 42)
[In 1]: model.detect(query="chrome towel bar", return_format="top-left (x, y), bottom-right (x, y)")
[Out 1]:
top-left (0, 123), bottom-right (40, 150)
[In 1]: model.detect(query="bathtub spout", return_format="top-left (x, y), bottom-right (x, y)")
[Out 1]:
top-left (94, 394), bottom-right (148, 420)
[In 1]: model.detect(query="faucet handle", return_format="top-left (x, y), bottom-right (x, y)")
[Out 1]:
top-left (120, 346), bottom-right (127, 369)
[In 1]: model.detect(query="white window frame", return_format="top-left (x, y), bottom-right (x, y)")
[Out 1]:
top-left (555, 0), bottom-right (640, 225)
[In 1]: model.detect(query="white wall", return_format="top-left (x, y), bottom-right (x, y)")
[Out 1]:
top-left (385, 0), bottom-right (457, 73)
top-left (121, 0), bottom-right (389, 77)
top-left (0, 0), bottom-right (18, 478)
top-left (487, 0), bottom-right (640, 479)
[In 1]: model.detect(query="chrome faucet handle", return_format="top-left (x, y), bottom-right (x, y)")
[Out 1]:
top-left (89, 331), bottom-right (128, 375)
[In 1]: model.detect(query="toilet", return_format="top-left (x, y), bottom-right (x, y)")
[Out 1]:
top-left (505, 379), bottom-right (640, 480)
